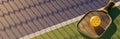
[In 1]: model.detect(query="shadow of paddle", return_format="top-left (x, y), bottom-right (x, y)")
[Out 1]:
top-left (80, 7), bottom-right (120, 39)
top-left (99, 23), bottom-right (117, 39)
top-left (99, 7), bottom-right (120, 39)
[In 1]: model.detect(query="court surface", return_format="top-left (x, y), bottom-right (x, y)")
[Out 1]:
top-left (0, 0), bottom-right (119, 39)
top-left (32, 3), bottom-right (120, 39)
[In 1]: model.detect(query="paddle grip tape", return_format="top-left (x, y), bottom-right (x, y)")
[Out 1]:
top-left (104, 2), bottom-right (115, 11)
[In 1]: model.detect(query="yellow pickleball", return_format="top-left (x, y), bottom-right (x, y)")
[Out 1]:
top-left (90, 16), bottom-right (101, 27)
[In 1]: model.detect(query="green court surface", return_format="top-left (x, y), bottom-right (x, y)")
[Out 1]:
top-left (32, 6), bottom-right (120, 39)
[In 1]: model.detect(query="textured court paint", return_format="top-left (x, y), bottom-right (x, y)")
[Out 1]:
top-left (21, 1), bottom-right (120, 39)
top-left (0, 0), bottom-right (119, 39)
top-left (31, 4), bottom-right (120, 39)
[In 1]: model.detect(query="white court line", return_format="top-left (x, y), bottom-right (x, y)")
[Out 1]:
top-left (19, 1), bottom-right (120, 39)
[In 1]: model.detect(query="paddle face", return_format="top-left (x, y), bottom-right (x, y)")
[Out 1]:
top-left (77, 11), bottom-right (112, 38)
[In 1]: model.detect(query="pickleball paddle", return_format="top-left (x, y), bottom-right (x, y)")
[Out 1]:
top-left (77, 0), bottom-right (115, 38)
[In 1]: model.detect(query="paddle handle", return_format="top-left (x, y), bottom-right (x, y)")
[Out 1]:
top-left (104, 0), bottom-right (115, 11)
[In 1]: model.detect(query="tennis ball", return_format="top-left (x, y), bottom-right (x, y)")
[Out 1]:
top-left (90, 16), bottom-right (101, 27)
